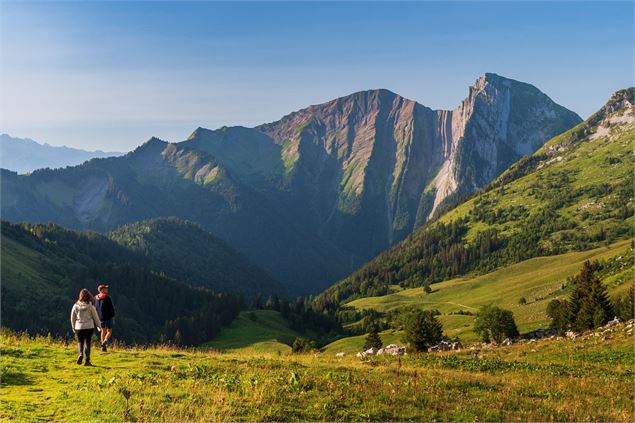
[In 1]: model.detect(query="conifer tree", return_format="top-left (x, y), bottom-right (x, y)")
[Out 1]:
top-left (363, 321), bottom-right (383, 350)
top-left (575, 276), bottom-right (614, 331)
top-left (567, 260), bottom-right (614, 332)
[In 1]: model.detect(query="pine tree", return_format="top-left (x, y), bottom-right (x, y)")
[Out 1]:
top-left (567, 261), bottom-right (595, 328)
top-left (402, 310), bottom-right (443, 352)
top-left (547, 299), bottom-right (569, 333)
top-left (363, 322), bottom-right (383, 350)
top-left (575, 276), bottom-right (614, 331)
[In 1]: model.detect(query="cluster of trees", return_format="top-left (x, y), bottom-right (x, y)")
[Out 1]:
top-left (547, 261), bottom-right (632, 333)
top-left (254, 295), bottom-right (343, 345)
top-left (356, 310), bottom-right (446, 353)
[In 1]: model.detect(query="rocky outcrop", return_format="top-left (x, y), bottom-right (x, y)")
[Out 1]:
top-left (249, 74), bottom-right (581, 263)
top-left (0, 74), bottom-right (583, 294)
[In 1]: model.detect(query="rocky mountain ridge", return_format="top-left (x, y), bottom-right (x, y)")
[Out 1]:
top-left (1, 74), bottom-right (583, 293)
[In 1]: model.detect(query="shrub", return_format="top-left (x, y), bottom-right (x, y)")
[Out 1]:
top-left (473, 305), bottom-right (519, 343)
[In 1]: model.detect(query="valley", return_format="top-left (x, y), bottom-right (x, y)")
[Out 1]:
top-left (3, 2), bottom-right (634, 422)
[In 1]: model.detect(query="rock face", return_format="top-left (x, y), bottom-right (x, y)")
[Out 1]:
top-left (254, 74), bottom-right (580, 260)
top-left (0, 74), bottom-right (581, 294)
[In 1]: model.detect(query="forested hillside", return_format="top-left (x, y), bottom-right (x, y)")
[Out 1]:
top-left (109, 217), bottom-right (284, 298)
top-left (313, 88), bottom-right (634, 310)
top-left (1, 221), bottom-right (242, 344)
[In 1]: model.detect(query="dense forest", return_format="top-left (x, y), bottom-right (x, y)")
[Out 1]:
top-left (109, 217), bottom-right (284, 298)
top-left (1, 221), bottom-right (242, 345)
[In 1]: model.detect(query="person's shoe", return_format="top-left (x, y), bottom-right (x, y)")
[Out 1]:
top-left (101, 343), bottom-right (107, 352)
top-left (84, 361), bottom-right (93, 366)
top-left (76, 355), bottom-right (83, 365)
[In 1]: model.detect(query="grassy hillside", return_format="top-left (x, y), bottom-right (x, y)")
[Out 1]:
top-left (314, 88), bottom-right (633, 308)
top-left (204, 310), bottom-right (305, 352)
top-left (327, 240), bottom-right (631, 347)
top-left (2, 325), bottom-right (632, 422)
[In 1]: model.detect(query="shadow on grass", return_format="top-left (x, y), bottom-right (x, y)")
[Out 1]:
top-left (1, 369), bottom-right (34, 386)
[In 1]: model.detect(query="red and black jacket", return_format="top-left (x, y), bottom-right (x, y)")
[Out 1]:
top-left (95, 293), bottom-right (116, 321)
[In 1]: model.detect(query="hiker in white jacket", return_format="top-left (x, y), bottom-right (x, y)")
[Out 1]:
top-left (70, 289), bottom-right (101, 366)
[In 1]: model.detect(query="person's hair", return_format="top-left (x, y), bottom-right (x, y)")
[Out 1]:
top-left (78, 289), bottom-right (93, 303)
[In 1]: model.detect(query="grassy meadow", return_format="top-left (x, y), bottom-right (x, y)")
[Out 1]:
top-left (203, 310), bottom-right (303, 353)
top-left (336, 240), bottom-right (632, 348)
top-left (2, 324), bottom-right (633, 422)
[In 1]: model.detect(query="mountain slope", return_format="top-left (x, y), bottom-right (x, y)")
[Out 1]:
top-left (314, 88), bottom-right (633, 307)
top-left (344, 240), bottom-right (632, 343)
top-left (0, 74), bottom-right (581, 293)
top-left (0, 133), bottom-right (122, 174)
top-left (0, 221), bottom-right (241, 344)
top-left (109, 217), bottom-right (285, 298)
top-left (1, 139), bottom-right (349, 293)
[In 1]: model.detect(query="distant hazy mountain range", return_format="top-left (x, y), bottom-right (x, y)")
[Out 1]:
top-left (0, 133), bottom-right (123, 174)
top-left (0, 74), bottom-right (582, 294)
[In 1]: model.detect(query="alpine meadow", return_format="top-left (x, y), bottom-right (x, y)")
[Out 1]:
top-left (1, 2), bottom-right (633, 422)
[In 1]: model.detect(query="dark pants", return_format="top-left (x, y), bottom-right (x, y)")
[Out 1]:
top-left (76, 328), bottom-right (94, 361)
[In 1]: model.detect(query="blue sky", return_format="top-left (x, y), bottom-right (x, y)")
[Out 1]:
top-left (1, 1), bottom-right (633, 151)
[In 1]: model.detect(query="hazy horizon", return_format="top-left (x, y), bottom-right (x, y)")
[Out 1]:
top-left (1, 1), bottom-right (633, 151)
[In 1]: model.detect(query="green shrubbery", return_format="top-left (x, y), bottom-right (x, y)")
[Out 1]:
top-left (473, 305), bottom-right (519, 343)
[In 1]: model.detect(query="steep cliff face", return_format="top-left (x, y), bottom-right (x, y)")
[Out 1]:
top-left (1, 74), bottom-right (582, 293)
top-left (246, 74), bottom-right (581, 263)
top-left (429, 73), bottom-right (582, 217)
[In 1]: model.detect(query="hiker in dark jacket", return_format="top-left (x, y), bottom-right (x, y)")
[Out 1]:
top-left (95, 284), bottom-right (116, 351)
top-left (70, 289), bottom-right (101, 366)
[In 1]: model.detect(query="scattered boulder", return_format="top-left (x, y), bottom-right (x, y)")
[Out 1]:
top-left (428, 340), bottom-right (462, 352)
top-left (356, 347), bottom-right (380, 358)
top-left (565, 331), bottom-right (578, 339)
top-left (377, 344), bottom-right (406, 356)
top-left (502, 338), bottom-right (513, 346)
top-left (356, 345), bottom-right (407, 357)
top-left (335, 352), bottom-right (346, 357)
top-left (606, 316), bottom-right (623, 327)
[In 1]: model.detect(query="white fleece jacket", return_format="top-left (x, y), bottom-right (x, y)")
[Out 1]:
top-left (70, 301), bottom-right (101, 331)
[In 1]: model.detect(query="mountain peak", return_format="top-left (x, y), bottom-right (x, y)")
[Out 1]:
top-left (132, 136), bottom-right (169, 155)
top-left (584, 87), bottom-right (634, 129)
top-left (147, 136), bottom-right (167, 144)
top-left (604, 87), bottom-right (634, 113)
top-left (187, 127), bottom-right (211, 140)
